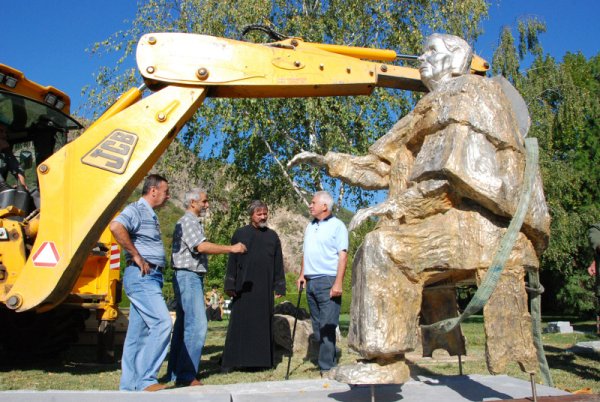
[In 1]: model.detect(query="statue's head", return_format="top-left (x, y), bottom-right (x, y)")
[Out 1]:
top-left (418, 33), bottom-right (473, 91)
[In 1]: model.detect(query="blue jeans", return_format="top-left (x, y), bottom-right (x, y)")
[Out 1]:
top-left (306, 276), bottom-right (341, 371)
top-left (120, 265), bottom-right (172, 391)
top-left (167, 269), bottom-right (208, 384)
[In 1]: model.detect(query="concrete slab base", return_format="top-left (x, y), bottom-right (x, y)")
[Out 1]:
top-left (0, 375), bottom-right (576, 402)
top-left (570, 341), bottom-right (600, 355)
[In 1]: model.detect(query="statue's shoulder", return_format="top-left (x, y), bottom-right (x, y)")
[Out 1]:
top-left (422, 74), bottom-right (499, 102)
top-left (416, 75), bottom-right (526, 150)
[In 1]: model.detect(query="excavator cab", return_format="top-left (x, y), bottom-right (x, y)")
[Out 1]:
top-left (0, 65), bottom-right (82, 217)
top-left (0, 89), bottom-right (81, 145)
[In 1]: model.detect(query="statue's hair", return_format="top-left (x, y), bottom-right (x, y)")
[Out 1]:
top-left (184, 187), bottom-right (207, 207)
top-left (429, 33), bottom-right (473, 76)
top-left (314, 191), bottom-right (334, 212)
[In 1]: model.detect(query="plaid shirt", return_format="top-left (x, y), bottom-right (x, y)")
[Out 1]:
top-left (171, 211), bottom-right (208, 273)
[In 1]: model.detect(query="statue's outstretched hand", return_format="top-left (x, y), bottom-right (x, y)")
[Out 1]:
top-left (349, 200), bottom-right (405, 231)
top-left (287, 151), bottom-right (326, 169)
top-left (349, 206), bottom-right (377, 231)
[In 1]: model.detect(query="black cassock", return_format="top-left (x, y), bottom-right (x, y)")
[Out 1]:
top-left (222, 225), bottom-right (286, 369)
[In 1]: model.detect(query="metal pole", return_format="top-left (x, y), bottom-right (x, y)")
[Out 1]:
top-left (285, 284), bottom-right (304, 380)
top-left (458, 354), bottom-right (463, 375)
top-left (371, 384), bottom-right (376, 402)
top-left (530, 373), bottom-right (538, 402)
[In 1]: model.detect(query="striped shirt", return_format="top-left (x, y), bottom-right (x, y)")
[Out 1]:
top-left (113, 197), bottom-right (166, 267)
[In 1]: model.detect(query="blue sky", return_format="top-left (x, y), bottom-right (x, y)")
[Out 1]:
top-left (1, 0), bottom-right (598, 116)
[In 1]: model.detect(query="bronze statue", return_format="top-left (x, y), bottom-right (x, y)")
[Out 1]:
top-left (289, 33), bottom-right (550, 384)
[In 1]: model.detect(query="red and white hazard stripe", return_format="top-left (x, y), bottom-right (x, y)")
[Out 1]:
top-left (110, 243), bottom-right (121, 270)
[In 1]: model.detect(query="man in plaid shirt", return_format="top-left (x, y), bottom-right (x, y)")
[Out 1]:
top-left (167, 187), bottom-right (246, 387)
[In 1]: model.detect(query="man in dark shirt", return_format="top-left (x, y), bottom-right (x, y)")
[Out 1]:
top-left (222, 200), bottom-right (286, 371)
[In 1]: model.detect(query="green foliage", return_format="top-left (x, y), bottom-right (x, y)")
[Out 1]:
top-left (492, 21), bottom-right (600, 314)
top-left (491, 26), bottom-right (520, 83)
top-left (517, 18), bottom-right (546, 59)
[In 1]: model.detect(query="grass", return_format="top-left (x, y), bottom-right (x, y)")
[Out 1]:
top-left (0, 316), bottom-right (597, 393)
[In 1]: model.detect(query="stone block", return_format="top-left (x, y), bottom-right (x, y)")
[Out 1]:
top-left (546, 321), bottom-right (573, 334)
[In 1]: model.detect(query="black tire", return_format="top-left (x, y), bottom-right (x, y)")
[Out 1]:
top-left (0, 306), bottom-right (88, 361)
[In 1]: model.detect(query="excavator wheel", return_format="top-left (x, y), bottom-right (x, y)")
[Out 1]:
top-left (0, 306), bottom-right (88, 361)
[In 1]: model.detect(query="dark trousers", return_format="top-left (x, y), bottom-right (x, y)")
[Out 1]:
top-left (306, 276), bottom-right (341, 371)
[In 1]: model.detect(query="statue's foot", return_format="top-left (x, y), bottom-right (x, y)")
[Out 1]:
top-left (328, 359), bottom-right (410, 384)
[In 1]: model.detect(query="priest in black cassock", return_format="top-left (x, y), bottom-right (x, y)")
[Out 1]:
top-left (222, 200), bottom-right (286, 371)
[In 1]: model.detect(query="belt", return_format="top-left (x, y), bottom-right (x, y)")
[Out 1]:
top-left (304, 275), bottom-right (330, 281)
top-left (173, 267), bottom-right (205, 275)
top-left (128, 260), bottom-right (164, 270)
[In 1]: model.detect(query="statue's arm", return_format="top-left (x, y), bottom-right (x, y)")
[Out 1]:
top-left (288, 151), bottom-right (390, 190)
top-left (349, 179), bottom-right (453, 230)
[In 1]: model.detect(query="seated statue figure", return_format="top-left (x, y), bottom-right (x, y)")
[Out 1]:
top-left (289, 33), bottom-right (551, 384)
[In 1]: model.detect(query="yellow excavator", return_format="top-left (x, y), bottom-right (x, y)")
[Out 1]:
top-left (0, 63), bottom-right (123, 359)
top-left (0, 32), bottom-right (488, 358)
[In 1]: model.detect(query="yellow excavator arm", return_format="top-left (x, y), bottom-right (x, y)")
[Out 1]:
top-left (3, 33), bottom-right (488, 312)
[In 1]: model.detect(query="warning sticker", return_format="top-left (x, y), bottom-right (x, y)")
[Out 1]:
top-left (32, 241), bottom-right (60, 267)
top-left (110, 243), bottom-right (121, 270)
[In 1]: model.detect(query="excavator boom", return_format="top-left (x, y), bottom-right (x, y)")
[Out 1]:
top-left (136, 33), bottom-right (427, 95)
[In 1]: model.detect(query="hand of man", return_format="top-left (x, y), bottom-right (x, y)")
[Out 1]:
top-left (330, 282), bottom-right (343, 298)
top-left (589, 260), bottom-right (597, 276)
top-left (296, 276), bottom-right (305, 291)
top-left (231, 242), bottom-right (247, 253)
top-left (225, 290), bottom-right (237, 298)
top-left (133, 255), bottom-right (150, 276)
top-left (17, 173), bottom-right (27, 189)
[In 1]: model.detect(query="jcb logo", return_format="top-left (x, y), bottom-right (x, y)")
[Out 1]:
top-left (82, 130), bottom-right (138, 174)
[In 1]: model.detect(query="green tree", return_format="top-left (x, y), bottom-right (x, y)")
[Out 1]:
top-left (492, 20), bottom-right (600, 314)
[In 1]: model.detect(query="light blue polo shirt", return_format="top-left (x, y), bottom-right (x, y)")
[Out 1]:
top-left (113, 197), bottom-right (166, 267)
top-left (303, 215), bottom-right (348, 277)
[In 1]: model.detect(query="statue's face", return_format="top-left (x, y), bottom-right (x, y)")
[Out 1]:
top-left (418, 36), bottom-right (454, 91)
